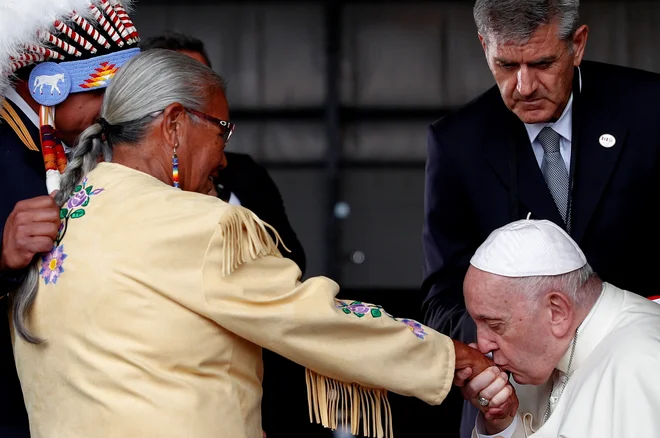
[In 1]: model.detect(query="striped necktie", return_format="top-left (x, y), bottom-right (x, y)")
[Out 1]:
top-left (538, 127), bottom-right (570, 225)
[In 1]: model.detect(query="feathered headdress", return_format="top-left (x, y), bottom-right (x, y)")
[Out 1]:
top-left (0, 0), bottom-right (140, 193)
top-left (0, 0), bottom-right (140, 98)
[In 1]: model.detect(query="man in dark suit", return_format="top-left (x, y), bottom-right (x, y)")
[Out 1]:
top-left (213, 152), bottom-right (307, 272)
top-left (0, 98), bottom-right (53, 437)
top-left (422, 0), bottom-right (660, 436)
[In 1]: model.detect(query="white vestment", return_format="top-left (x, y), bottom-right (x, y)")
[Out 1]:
top-left (474, 283), bottom-right (660, 438)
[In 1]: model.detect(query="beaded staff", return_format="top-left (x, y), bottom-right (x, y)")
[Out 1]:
top-left (39, 106), bottom-right (68, 192)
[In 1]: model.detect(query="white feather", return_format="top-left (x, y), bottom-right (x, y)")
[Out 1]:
top-left (0, 0), bottom-right (135, 98)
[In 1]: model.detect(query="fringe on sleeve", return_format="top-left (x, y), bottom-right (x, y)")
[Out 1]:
top-left (306, 369), bottom-right (394, 438)
top-left (218, 206), bottom-right (288, 276)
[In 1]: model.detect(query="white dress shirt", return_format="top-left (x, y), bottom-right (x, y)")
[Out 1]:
top-left (4, 87), bottom-right (71, 153)
top-left (5, 87), bottom-right (39, 128)
top-left (228, 192), bottom-right (241, 206)
top-left (523, 69), bottom-right (582, 172)
top-left (523, 95), bottom-right (572, 171)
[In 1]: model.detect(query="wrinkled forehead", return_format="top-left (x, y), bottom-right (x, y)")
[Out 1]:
top-left (464, 267), bottom-right (515, 316)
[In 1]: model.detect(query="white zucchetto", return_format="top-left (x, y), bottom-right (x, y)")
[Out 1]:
top-left (471, 219), bottom-right (587, 277)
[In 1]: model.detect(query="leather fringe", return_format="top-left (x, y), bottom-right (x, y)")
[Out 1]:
top-left (218, 206), bottom-right (285, 276)
top-left (306, 369), bottom-right (393, 438)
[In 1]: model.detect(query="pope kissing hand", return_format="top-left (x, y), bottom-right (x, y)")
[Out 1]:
top-left (453, 343), bottom-right (519, 435)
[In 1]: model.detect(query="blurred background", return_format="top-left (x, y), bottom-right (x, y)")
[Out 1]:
top-left (132, 0), bottom-right (660, 436)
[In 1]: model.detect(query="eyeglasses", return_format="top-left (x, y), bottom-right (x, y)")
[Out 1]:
top-left (185, 108), bottom-right (235, 143)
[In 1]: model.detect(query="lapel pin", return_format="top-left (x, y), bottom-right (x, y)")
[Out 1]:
top-left (599, 134), bottom-right (616, 148)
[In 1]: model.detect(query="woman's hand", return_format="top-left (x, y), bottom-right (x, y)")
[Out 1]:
top-left (454, 345), bottom-right (518, 435)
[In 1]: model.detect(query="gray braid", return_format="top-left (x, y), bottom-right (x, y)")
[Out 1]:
top-left (54, 124), bottom-right (111, 208)
top-left (12, 124), bottom-right (109, 343)
top-left (11, 49), bottom-right (227, 343)
top-left (11, 265), bottom-right (41, 343)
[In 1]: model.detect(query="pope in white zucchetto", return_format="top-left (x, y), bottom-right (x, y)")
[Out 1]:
top-left (456, 218), bottom-right (660, 438)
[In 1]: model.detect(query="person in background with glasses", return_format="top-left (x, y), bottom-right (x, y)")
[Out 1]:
top-left (10, 49), bottom-right (513, 438)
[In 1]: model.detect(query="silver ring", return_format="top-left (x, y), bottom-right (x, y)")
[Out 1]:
top-left (477, 396), bottom-right (489, 407)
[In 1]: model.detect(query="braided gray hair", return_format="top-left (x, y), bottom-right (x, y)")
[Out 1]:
top-left (12, 49), bottom-right (226, 342)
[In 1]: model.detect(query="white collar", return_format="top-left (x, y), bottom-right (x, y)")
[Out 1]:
top-left (4, 87), bottom-right (39, 128)
top-left (556, 282), bottom-right (623, 374)
top-left (523, 67), bottom-right (582, 144)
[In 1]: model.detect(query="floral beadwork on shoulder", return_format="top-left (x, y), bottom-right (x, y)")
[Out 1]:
top-left (40, 178), bottom-right (104, 285)
top-left (61, 177), bottom-right (105, 218)
top-left (335, 300), bottom-right (393, 319)
top-left (335, 300), bottom-right (427, 340)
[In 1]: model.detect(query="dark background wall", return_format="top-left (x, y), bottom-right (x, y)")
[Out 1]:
top-left (131, 1), bottom-right (660, 436)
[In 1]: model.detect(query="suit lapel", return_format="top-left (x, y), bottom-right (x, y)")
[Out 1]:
top-left (216, 155), bottom-right (250, 206)
top-left (570, 67), bottom-right (627, 243)
top-left (2, 98), bottom-right (40, 149)
top-left (484, 63), bottom-right (628, 239)
top-left (483, 103), bottom-right (565, 224)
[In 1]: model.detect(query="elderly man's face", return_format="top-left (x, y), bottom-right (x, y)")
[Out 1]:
top-left (480, 22), bottom-right (588, 124)
top-left (54, 89), bottom-right (105, 145)
top-left (464, 266), bottom-right (558, 385)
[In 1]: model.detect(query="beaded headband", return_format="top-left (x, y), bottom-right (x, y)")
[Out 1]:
top-left (29, 47), bottom-right (140, 106)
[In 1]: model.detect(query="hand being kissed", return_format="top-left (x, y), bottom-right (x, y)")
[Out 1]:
top-left (453, 343), bottom-right (519, 435)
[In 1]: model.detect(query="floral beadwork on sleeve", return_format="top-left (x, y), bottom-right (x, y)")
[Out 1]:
top-left (335, 300), bottom-right (427, 340)
top-left (400, 319), bottom-right (428, 340)
top-left (335, 300), bottom-right (392, 319)
top-left (40, 177), bottom-right (104, 285)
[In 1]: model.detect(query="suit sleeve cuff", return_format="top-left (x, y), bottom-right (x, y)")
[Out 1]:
top-left (0, 248), bottom-right (26, 293)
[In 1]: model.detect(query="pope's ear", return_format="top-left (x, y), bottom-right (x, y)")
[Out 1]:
top-left (547, 292), bottom-right (573, 338)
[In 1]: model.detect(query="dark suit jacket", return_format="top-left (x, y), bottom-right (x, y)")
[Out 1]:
top-left (422, 60), bottom-right (660, 341)
top-left (215, 152), bottom-right (306, 275)
top-left (0, 100), bottom-right (47, 263)
top-left (0, 99), bottom-right (41, 433)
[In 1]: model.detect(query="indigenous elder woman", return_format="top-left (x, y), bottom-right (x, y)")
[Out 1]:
top-left (10, 50), bottom-right (508, 438)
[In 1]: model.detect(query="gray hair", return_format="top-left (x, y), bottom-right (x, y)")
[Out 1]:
top-left (474, 0), bottom-right (580, 45)
top-left (12, 49), bottom-right (227, 343)
top-left (508, 263), bottom-right (601, 310)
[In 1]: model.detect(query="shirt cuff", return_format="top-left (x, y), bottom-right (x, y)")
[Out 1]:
top-left (475, 412), bottom-right (519, 438)
top-left (0, 237), bottom-right (27, 293)
top-left (0, 259), bottom-right (27, 294)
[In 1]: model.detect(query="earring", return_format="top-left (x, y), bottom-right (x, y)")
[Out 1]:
top-left (172, 142), bottom-right (180, 188)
